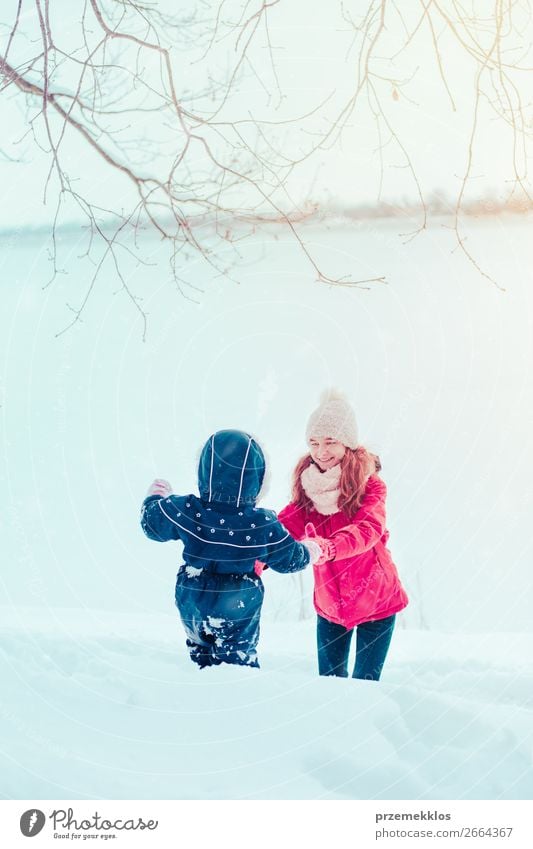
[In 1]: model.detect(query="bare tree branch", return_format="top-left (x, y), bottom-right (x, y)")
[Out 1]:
top-left (0, 0), bottom-right (531, 334)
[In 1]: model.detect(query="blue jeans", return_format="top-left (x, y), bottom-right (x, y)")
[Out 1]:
top-left (317, 613), bottom-right (396, 680)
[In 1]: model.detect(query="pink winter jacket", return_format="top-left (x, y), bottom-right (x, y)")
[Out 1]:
top-left (278, 475), bottom-right (408, 629)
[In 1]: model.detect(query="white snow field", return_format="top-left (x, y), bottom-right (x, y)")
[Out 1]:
top-left (1, 608), bottom-right (532, 800)
top-left (1, 217), bottom-right (533, 798)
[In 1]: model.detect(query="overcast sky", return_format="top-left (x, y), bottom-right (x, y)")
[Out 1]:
top-left (0, 1), bottom-right (530, 230)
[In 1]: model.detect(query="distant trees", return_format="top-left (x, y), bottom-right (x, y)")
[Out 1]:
top-left (322, 191), bottom-right (533, 222)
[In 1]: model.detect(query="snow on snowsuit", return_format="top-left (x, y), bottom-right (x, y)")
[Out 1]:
top-left (141, 430), bottom-right (310, 668)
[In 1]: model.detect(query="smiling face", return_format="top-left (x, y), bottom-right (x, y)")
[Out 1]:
top-left (308, 436), bottom-right (346, 471)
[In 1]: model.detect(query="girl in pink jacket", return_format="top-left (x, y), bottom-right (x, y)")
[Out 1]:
top-left (279, 390), bottom-right (408, 681)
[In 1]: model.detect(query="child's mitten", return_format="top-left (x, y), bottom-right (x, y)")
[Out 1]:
top-left (254, 560), bottom-right (268, 577)
top-left (303, 522), bottom-right (336, 565)
top-left (146, 478), bottom-right (173, 498)
top-left (301, 538), bottom-right (324, 565)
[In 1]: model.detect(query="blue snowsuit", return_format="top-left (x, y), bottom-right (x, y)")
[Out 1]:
top-left (140, 430), bottom-right (310, 668)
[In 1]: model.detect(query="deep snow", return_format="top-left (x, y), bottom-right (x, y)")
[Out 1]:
top-left (1, 607), bottom-right (532, 800)
top-left (1, 217), bottom-right (532, 799)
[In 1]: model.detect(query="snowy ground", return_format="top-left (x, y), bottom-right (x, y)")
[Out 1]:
top-left (1, 218), bottom-right (533, 799)
top-left (1, 606), bottom-right (532, 800)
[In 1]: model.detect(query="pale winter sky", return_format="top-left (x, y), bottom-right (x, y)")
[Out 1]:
top-left (0, 0), bottom-right (530, 229)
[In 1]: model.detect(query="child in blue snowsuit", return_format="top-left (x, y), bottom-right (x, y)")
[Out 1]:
top-left (141, 429), bottom-right (320, 669)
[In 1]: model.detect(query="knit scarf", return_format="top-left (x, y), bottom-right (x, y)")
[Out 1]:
top-left (300, 462), bottom-right (341, 515)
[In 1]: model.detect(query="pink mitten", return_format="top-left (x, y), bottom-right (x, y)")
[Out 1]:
top-left (146, 478), bottom-right (173, 499)
top-left (254, 560), bottom-right (268, 577)
top-left (303, 522), bottom-right (336, 566)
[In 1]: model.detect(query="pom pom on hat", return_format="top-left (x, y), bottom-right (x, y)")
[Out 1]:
top-left (305, 388), bottom-right (359, 449)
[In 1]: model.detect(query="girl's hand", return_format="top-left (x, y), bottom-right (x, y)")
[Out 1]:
top-left (146, 478), bottom-right (173, 498)
top-left (303, 523), bottom-right (336, 565)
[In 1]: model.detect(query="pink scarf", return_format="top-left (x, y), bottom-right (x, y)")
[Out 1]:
top-left (300, 463), bottom-right (341, 516)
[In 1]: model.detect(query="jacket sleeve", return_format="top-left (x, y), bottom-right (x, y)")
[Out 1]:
top-left (277, 503), bottom-right (307, 540)
top-left (330, 476), bottom-right (387, 560)
top-left (260, 518), bottom-right (310, 574)
top-left (140, 495), bottom-right (180, 542)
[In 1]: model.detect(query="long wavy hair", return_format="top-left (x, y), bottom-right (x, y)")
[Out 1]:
top-left (290, 446), bottom-right (381, 519)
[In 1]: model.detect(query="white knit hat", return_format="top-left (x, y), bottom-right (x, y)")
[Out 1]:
top-left (305, 388), bottom-right (359, 449)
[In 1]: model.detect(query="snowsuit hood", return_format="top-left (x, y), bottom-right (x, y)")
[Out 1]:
top-left (140, 428), bottom-right (310, 576)
top-left (198, 430), bottom-right (265, 506)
